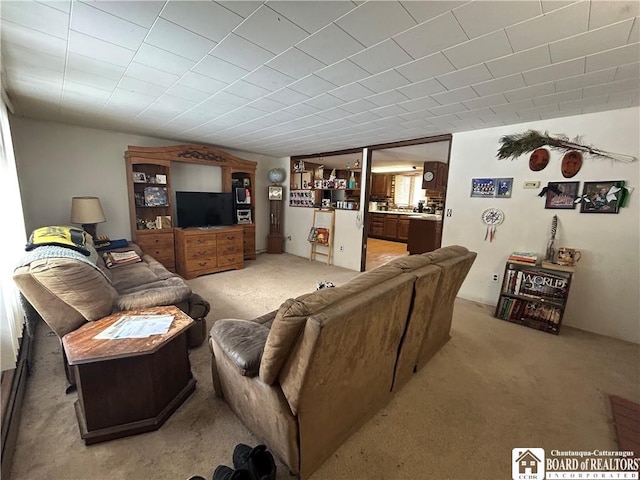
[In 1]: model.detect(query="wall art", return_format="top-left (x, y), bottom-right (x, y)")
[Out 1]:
top-left (544, 181), bottom-right (579, 209)
top-left (578, 181), bottom-right (624, 214)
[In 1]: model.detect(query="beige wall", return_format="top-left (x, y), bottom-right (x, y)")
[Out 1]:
top-left (9, 116), bottom-right (280, 253)
top-left (10, 108), bottom-right (639, 343)
top-left (444, 107), bottom-right (640, 343)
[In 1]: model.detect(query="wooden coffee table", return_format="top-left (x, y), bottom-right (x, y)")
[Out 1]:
top-left (62, 306), bottom-right (196, 445)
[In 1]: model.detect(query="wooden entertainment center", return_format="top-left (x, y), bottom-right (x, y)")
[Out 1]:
top-left (125, 145), bottom-right (257, 274)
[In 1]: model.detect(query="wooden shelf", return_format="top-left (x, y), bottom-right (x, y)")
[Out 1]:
top-left (494, 261), bottom-right (573, 335)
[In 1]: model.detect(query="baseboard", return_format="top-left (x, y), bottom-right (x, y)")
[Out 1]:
top-left (1, 328), bottom-right (34, 480)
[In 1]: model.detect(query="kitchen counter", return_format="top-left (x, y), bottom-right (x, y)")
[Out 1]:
top-left (370, 210), bottom-right (442, 220)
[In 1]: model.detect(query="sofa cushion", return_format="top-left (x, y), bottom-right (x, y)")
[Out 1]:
top-left (425, 245), bottom-right (469, 263)
top-left (387, 255), bottom-right (432, 271)
top-left (25, 257), bottom-right (118, 321)
top-left (116, 277), bottom-right (191, 310)
top-left (212, 319), bottom-right (269, 377)
top-left (260, 298), bottom-right (310, 384)
top-left (259, 263), bottom-right (404, 384)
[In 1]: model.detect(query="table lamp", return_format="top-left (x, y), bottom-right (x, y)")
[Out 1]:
top-left (70, 196), bottom-right (106, 239)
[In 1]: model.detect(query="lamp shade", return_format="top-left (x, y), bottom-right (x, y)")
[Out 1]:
top-left (70, 197), bottom-right (106, 224)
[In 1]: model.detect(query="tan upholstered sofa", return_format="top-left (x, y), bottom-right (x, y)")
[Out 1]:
top-left (14, 241), bottom-right (209, 387)
top-left (209, 245), bottom-right (476, 478)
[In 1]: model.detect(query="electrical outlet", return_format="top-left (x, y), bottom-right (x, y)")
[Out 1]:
top-left (339, 245), bottom-right (344, 252)
top-left (492, 273), bottom-right (500, 283)
top-left (446, 208), bottom-right (452, 217)
top-left (287, 235), bottom-right (292, 241)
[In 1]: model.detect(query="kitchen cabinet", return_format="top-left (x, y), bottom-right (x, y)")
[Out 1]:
top-left (383, 214), bottom-right (399, 240)
top-left (397, 218), bottom-right (410, 241)
top-left (369, 213), bottom-right (384, 237)
top-left (371, 174), bottom-right (392, 197)
top-left (422, 161), bottom-right (448, 192)
top-left (407, 218), bottom-right (442, 254)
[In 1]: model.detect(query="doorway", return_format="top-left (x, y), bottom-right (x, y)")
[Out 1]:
top-left (362, 136), bottom-right (452, 271)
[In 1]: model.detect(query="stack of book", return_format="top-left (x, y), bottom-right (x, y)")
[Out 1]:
top-left (103, 250), bottom-right (142, 268)
top-left (508, 251), bottom-right (538, 265)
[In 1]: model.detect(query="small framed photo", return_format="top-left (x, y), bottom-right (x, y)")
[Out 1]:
top-left (155, 174), bottom-right (167, 184)
top-left (579, 181), bottom-right (623, 214)
top-left (495, 178), bottom-right (513, 198)
top-left (236, 209), bottom-right (252, 224)
top-left (133, 172), bottom-right (147, 183)
top-left (471, 178), bottom-right (496, 197)
top-left (545, 181), bottom-right (579, 209)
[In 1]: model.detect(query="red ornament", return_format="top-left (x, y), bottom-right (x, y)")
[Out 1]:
top-left (529, 148), bottom-right (550, 171)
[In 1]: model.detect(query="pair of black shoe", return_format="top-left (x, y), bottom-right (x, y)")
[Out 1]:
top-left (192, 444), bottom-right (276, 480)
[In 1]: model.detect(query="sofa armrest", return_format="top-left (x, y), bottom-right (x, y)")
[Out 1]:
top-left (211, 319), bottom-right (269, 377)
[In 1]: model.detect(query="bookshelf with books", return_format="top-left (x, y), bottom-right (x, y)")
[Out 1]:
top-left (495, 261), bottom-right (574, 334)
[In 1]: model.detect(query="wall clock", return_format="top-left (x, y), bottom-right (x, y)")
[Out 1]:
top-left (423, 171), bottom-right (434, 182)
top-left (481, 207), bottom-right (504, 242)
top-left (268, 185), bottom-right (283, 201)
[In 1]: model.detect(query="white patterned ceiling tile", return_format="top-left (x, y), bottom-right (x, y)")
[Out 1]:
top-left (297, 23), bottom-right (365, 65)
top-left (589, 1), bottom-right (640, 29)
top-left (349, 39), bottom-right (413, 75)
top-left (178, 72), bottom-right (228, 95)
top-left (472, 74), bottom-right (526, 97)
top-left (485, 45), bottom-right (551, 78)
top-left (443, 30), bottom-right (513, 69)
top-left (523, 58), bottom-right (585, 86)
top-left (1, 1), bottom-right (69, 39)
top-left (334, 1), bottom-right (416, 47)
top-left (504, 82), bottom-right (556, 102)
top-left (396, 78), bottom-right (447, 100)
top-left (160, 1), bottom-right (243, 42)
top-left (267, 1), bottom-right (357, 34)
top-left (71, 2), bottom-right (148, 50)
top-left (452, 0), bottom-right (542, 39)
top-left (68, 31), bottom-right (136, 68)
top-left (314, 60), bottom-right (370, 87)
top-left (266, 47), bottom-right (327, 80)
top-left (145, 18), bottom-right (217, 62)
top-left (233, 5), bottom-right (308, 55)
top-left (399, 1), bottom-right (466, 24)
top-left (393, 12), bottom-right (468, 60)
top-left (549, 19), bottom-right (636, 63)
top-left (127, 62), bottom-right (180, 88)
top-left (192, 55), bottom-right (247, 83)
top-left (358, 70), bottom-right (409, 94)
top-left (395, 53), bottom-right (455, 83)
top-left (0, 21), bottom-right (67, 57)
top-left (242, 66), bottom-right (296, 92)
top-left (586, 42), bottom-right (640, 72)
top-left (78, 0), bottom-right (164, 27)
top-left (505, 1), bottom-right (589, 52)
top-left (436, 64), bottom-right (493, 91)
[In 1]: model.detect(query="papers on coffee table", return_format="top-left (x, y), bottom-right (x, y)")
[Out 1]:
top-left (94, 314), bottom-right (174, 340)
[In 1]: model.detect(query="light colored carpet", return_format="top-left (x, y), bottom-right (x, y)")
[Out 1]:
top-left (8, 253), bottom-right (640, 480)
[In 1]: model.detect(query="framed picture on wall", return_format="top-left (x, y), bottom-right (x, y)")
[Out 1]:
top-left (471, 178), bottom-right (496, 197)
top-left (545, 181), bottom-right (579, 209)
top-left (579, 181), bottom-right (623, 214)
top-left (495, 178), bottom-right (513, 198)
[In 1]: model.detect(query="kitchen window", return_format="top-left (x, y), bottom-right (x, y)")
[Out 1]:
top-left (394, 175), bottom-right (425, 207)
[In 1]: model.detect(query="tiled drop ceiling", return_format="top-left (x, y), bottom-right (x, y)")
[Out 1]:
top-left (1, 0), bottom-right (638, 158)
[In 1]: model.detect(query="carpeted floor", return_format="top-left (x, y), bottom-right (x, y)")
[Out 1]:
top-left (8, 253), bottom-right (640, 480)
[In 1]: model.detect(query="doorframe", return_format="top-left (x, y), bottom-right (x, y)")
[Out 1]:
top-left (359, 134), bottom-right (453, 272)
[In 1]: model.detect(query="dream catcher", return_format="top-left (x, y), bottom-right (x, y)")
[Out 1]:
top-left (481, 208), bottom-right (504, 242)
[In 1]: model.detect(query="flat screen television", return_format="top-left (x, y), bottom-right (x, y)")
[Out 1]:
top-left (176, 191), bottom-right (234, 228)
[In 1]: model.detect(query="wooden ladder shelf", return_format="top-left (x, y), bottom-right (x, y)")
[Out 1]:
top-left (309, 209), bottom-right (335, 265)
